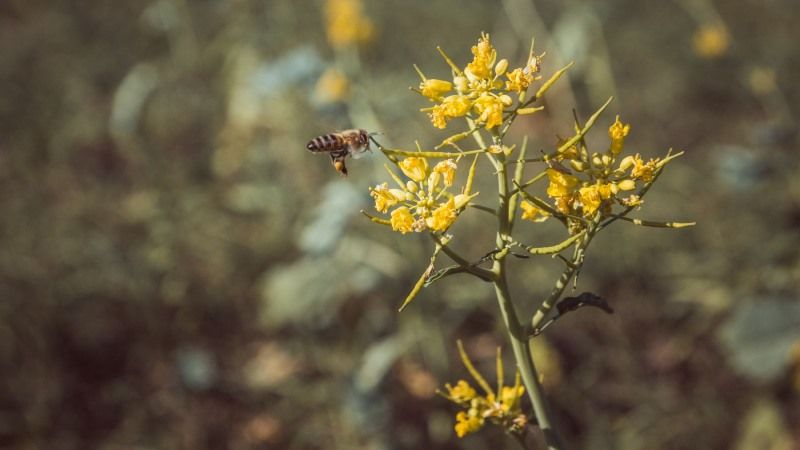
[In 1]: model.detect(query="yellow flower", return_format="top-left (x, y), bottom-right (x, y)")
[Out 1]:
top-left (420, 79), bottom-right (453, 101)
top-left (473, 94), bottom-right (504, 129)
top-left (465, 33), bottom-right (496, 80)
top-left (390, 207), bottom-right (415, 234)
top-left (621, 195), bottom-right (642, 207)
top-left (554, 195), bottom-right (573, 215)
top-left (630, 154), bottom-right (658, 182)
top-left (597, 182), bottom-right (614, 199)
top-left (608, 116), bottom-right (630, 155)
top-left (520, 200), bottom-right (549, 222)
top-left (693, 23), bottom-right (729, 59)
top-left (428, 104), bottom-right (449, 129)
top-left (433, 159), bottom-right (457, 186)
top-left (324, 0), bottom-right (374, 49)
top-left (499, 385), bottom-right (525, 413)
top-left (442, 95), bottom-right (472, 117)
top-left (505, 67), bottom-right (533, 93)
top-left (545, 168), bottom-right (579, 198)
top-left (426, 95), bottom-right (471, 129)
top-left (369, 183), bottom-right (404, 213)
top-left (578, 184), bottom-right (602, 216)
top-left (446, 380), bottom-right (477, 403)
top-left (454, 411), bottom-right (484, 438)
top-left (399, 157), bottom-right (429, 182)
top-left (427, 197), bottom-right (458, 231)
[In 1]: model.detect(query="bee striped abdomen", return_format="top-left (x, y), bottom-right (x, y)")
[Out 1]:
top-left (306, 133), bottom-right (345, 153)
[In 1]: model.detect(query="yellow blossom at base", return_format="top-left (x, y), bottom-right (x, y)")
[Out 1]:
top-left (399, 157), bottom-right (429, 182)
top-left (608, 116), bottom-right (630, 155)
top-left (455, 411), bottom-right (484, 437)
top-left (391, 207), bottom-right (415, 234)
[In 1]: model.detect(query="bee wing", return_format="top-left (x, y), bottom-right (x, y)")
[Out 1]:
top-left (348, 142), bottom-right (372, 160)
top-left (350, 148), bottom-right (371, 160)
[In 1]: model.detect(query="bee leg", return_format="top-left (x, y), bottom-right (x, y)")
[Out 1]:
top-left (330, 153), bottom-right (348, 176)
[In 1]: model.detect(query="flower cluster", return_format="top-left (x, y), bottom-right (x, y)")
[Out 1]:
top-left (414, 33), bottom-right (544, 130)
top-left (370, 157), bottom-right (475, 234)
top-left (520, 116), bottom-right (669, 230)
top-left (324, 0), bottom-right (374, 49)
top-left (440, 344), bottom-right (527, 438)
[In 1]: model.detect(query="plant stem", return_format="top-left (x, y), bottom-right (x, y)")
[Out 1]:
top-left (493, 270), bottom-right (565, 450)
top-left (492, 145), bottom-right (566, 450)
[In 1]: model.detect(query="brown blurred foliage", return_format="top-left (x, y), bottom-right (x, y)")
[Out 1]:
top-left (0, 1), bottom-right (799, 449)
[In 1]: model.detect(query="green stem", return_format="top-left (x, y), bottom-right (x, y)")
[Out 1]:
top-left (492, 143), bottom-right (565, 450)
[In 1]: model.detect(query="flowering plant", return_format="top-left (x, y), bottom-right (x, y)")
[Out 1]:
top-left (357, 33), bottom-right (694, 447)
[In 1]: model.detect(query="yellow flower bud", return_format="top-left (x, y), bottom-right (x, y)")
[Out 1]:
top-left (453, 193), bottom-right (472, 209)
top-left (617, 179), bottom-right (636, 191)
top-left (592, 154), bottom-right (604, 167)
top-left (487, 144), bottom-right (503, 154)
top-left (494, 58), bottom-right (509, 77)
top-left (420, 79), bottom-right (453, 101)
top-left (499, 94), bottom-right (513, 106)
top-left (517, 106), bottom-right (544, 115)
top-left (453, 75), bottom-right (468, 92)
top-left (406, 180), bottom-right (418, 193)
top-left (569, 160), bottom-right (587, 172)
top-left (618, 155), bottom-right (635, 172)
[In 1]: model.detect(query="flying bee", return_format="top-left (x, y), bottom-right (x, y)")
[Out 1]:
top-left (306, 128), bottom-right (378, 176)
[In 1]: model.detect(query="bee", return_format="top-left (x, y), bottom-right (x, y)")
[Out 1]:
top-left (306, 128), bottom-right (376, 176)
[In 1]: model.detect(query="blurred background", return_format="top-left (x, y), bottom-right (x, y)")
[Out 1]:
top-left (1, 0), bottom-right (799, 449)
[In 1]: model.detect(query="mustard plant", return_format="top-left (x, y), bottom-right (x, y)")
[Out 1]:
top-left (355, 32), bottom-right (694, 449)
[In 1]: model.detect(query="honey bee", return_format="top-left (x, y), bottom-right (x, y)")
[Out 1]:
top-left (306, 128), bottom-right (376, 176)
